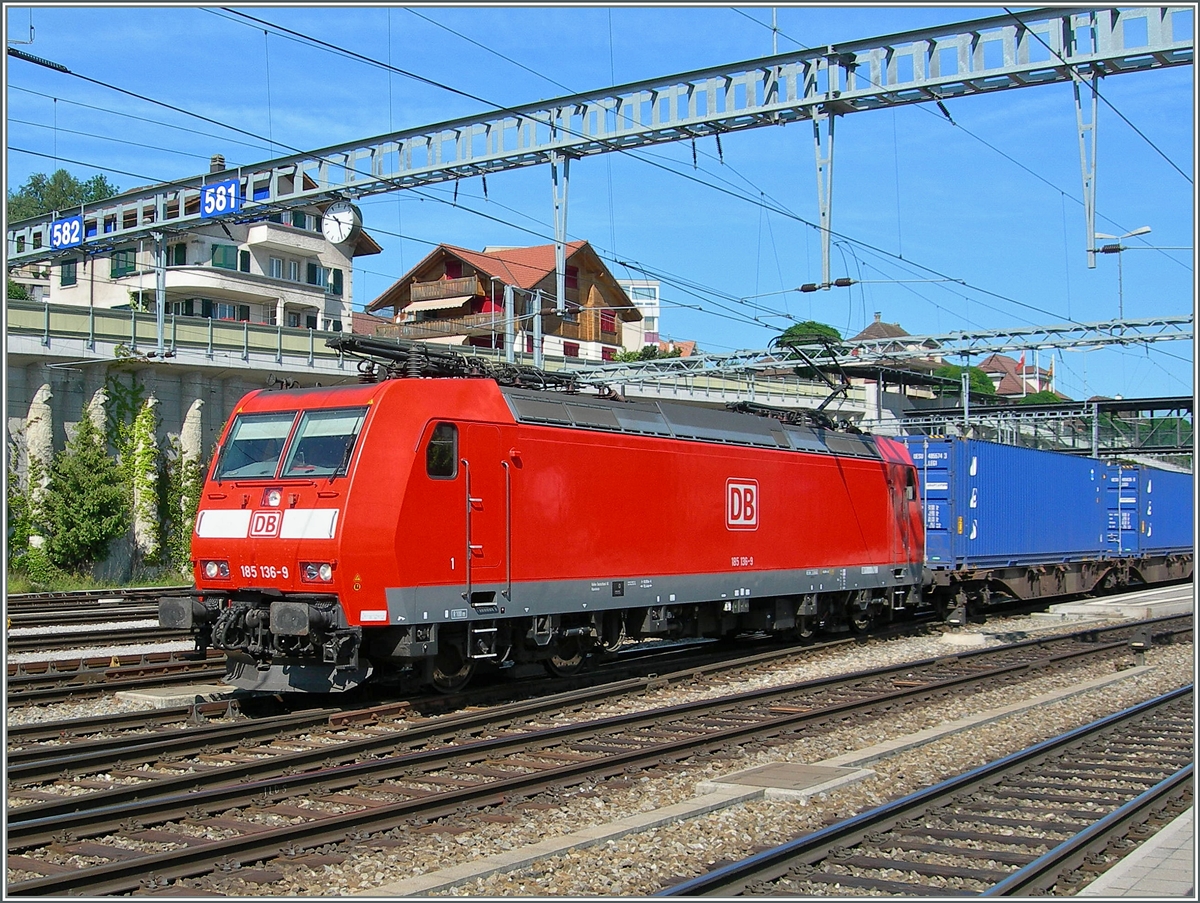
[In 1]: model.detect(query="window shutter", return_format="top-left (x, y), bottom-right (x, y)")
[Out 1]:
top-left (307, 262), bottom-right (319, 285)
top-left (331, 268), bottom-right (343, 295)
top-left (201, 299), bottom-right (212, 318)
top-left (183, 299), bottom-right (194, 317)
top-left (238, 305), bottom-right (250, 321)
top-left (239, 250), bottom-right (251, 273)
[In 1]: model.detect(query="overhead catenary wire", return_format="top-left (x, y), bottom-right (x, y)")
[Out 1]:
top-left (7, 16), bottom-right (1190, 355)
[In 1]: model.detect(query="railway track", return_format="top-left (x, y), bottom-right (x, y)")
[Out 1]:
top-left (5, 586), bottom-right (188, 625)
top-left (6, 616), bottom-right (1188, 896)
top-left (660, 687), bottom-right (1194, 897)
top-left (6, 623), bottom-right (192, 654)
top-left (7, 651), bottom-right (228, 706)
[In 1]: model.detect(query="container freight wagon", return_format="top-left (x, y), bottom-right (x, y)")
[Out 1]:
top-left (1104, 464), bottom-right (1194, 584)
top-left (899, 437), bottom-right (1193, 610)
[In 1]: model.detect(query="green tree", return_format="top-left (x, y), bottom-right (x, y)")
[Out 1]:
top-left (773, 321), bottom-right (843, 349)
top-left (612, 345), bottom-right (683, 363)
top-left (6, 437), bottom-right (35, 573)
top-left (7, 278), bottom-right (31, 301)
top-left (7, 169), bottom-right (119, 220)
top-left (39, 410), bottom-right (128, 575)
top-left (934, 363), bottom-right (996, 397)
top-left (1018, 390), bottom-right (1063, 405)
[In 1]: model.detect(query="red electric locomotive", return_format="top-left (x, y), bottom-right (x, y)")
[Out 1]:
top-left (161, 341), bottom-right (926, 693)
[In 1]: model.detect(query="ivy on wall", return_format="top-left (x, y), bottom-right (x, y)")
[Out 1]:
top-left (127, 397), bottom-right (162, 564)
top-left (163, 435), bottom-right (204, 575)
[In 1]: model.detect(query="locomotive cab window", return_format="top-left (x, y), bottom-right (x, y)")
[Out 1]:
top-left (214, 412), bottom-right (297, 480)
top-left (426, 422), bottom-right (458, 478)
top-left (905, 468), bottom-right (917, 501)
top-left (281, 407), bottom-right (368, 478)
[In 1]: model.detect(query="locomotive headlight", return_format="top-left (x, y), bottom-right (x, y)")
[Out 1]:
top-left (202, 560), bottom-right (230, 580)
top-left (301, 561), bottom-right (333, 583)
top-left (263, 488), bottom-right (282, 507)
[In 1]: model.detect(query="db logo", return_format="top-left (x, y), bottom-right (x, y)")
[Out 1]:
top-left (249, 510), bottom-right (282, 537)
top-left (726, 479), bottom-right (759, 530)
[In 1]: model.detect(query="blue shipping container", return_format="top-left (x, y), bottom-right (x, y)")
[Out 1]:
top-left (1103, 464), bottom-right (1141, 555)
top-left (1135, 466), bottom-right (1194, 555)
top-left (901, 437), bottom-right (1108, 570)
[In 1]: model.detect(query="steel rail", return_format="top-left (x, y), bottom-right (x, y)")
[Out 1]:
top-left (6, 629), bottom-right (1175, 894)
top-left (657, 685), bottom-right (1193, 896)
top-left (983, 763), bottom-right (1194, 896)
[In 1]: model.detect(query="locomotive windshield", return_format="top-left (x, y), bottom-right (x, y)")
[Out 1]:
top-left (214, 412), bottom-right (296, 479)
top-left (280, 407), bottom-right (368, 478)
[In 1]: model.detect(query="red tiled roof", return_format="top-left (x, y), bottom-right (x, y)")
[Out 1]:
top-left (659, 339), bottom-right (697, 358)
top-left (443, 241), bottom-right (588, 290)
top-left (850, 319), bottom-right (909, 341)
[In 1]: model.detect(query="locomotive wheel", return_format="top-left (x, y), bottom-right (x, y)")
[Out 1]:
top-left (849, 592), bottom-right (874, 634)
top-left (544, 639), bottom-right (586, 678)
top-left (431, 645), bottom-right (476, 693)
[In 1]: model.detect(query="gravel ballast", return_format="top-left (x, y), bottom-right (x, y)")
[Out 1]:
top-left (8, 612), bottom-right (1192, 896)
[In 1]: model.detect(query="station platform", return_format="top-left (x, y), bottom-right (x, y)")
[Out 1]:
top-left (1077, 807), bottom-right (1194, 897)
top-left (1050, 581), bottom-right (1194, 620)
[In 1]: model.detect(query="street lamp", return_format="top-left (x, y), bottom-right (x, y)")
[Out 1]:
top-left (1094, 226), bottom-right (1150, 320)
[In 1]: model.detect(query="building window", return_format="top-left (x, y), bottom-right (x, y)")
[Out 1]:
top-left (643, 316), bottom-right (657, 333)
top-left (170, 243), bottom-right (187, 266)
top-left (60, 259), bottom-right (78, 287)
top-left (563, 342), bottom-right (580, 358)
top-left (292, 210), bottom-right (307, 229)
top-left (110, 249), bottom-right (136, 278)
top-left (211, 302), bottom-right (250, 321)
top-left (600, 309), bottom-right (616, 333)
top-left (426, 422), bottom-right (458, 478)
top-left (212, 244), bottom-right (238, 270)
top-left (269, 256), bottom-right (283, 279)
top-left (287, 312), bottom-right (301, 328)
top-left (307, 313), bottom-right (318, 329)
top-left (526, 335), bottom-right (534, 353)
top-left (565, 266), bottom-right (579, 290)
top-left (288, 259), bottom-right (300, 282)
top-left (330, 268), bottom-right (343, 296)
top-left (601, 347), bottom-right (615, 362)
top-left (239, 250), bottom-right (251, 273)
top-left (169, 300), bottom-right (195, 317)
top-left (306, 262), bottom-right (326, 287)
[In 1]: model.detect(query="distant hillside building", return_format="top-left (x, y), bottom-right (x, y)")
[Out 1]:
top-left (365, 240), bottom-right (641, 362)
top-left (978, 352), bottom-right (1060, 398)
top-left (616, 279), bottom-right (660, 349)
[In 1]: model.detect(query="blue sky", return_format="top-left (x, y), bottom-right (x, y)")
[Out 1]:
top-left (5, 4), bottom-right (1195, 401)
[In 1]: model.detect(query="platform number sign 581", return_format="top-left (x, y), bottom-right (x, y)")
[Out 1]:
top-left (726, 479), bottom-right (759, 530)
top-left (201, 179), bottom-right (242, 218)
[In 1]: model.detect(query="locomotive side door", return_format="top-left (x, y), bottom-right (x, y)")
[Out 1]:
top-left (461, 424), bottom-right (509, 605)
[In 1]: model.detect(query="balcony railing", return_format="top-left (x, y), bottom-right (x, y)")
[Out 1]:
top-left (380, 312), bottom-right (511, 341)
top-left (410, 276), bottom-right (482, 303)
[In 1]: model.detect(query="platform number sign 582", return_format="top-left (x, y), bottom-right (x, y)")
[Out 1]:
top-left (201, 179), bottom-right (242, 218)
top-left (49, 215), bottom-right (84, 249)
top-left (726, 479), bottom-right (759, 530)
